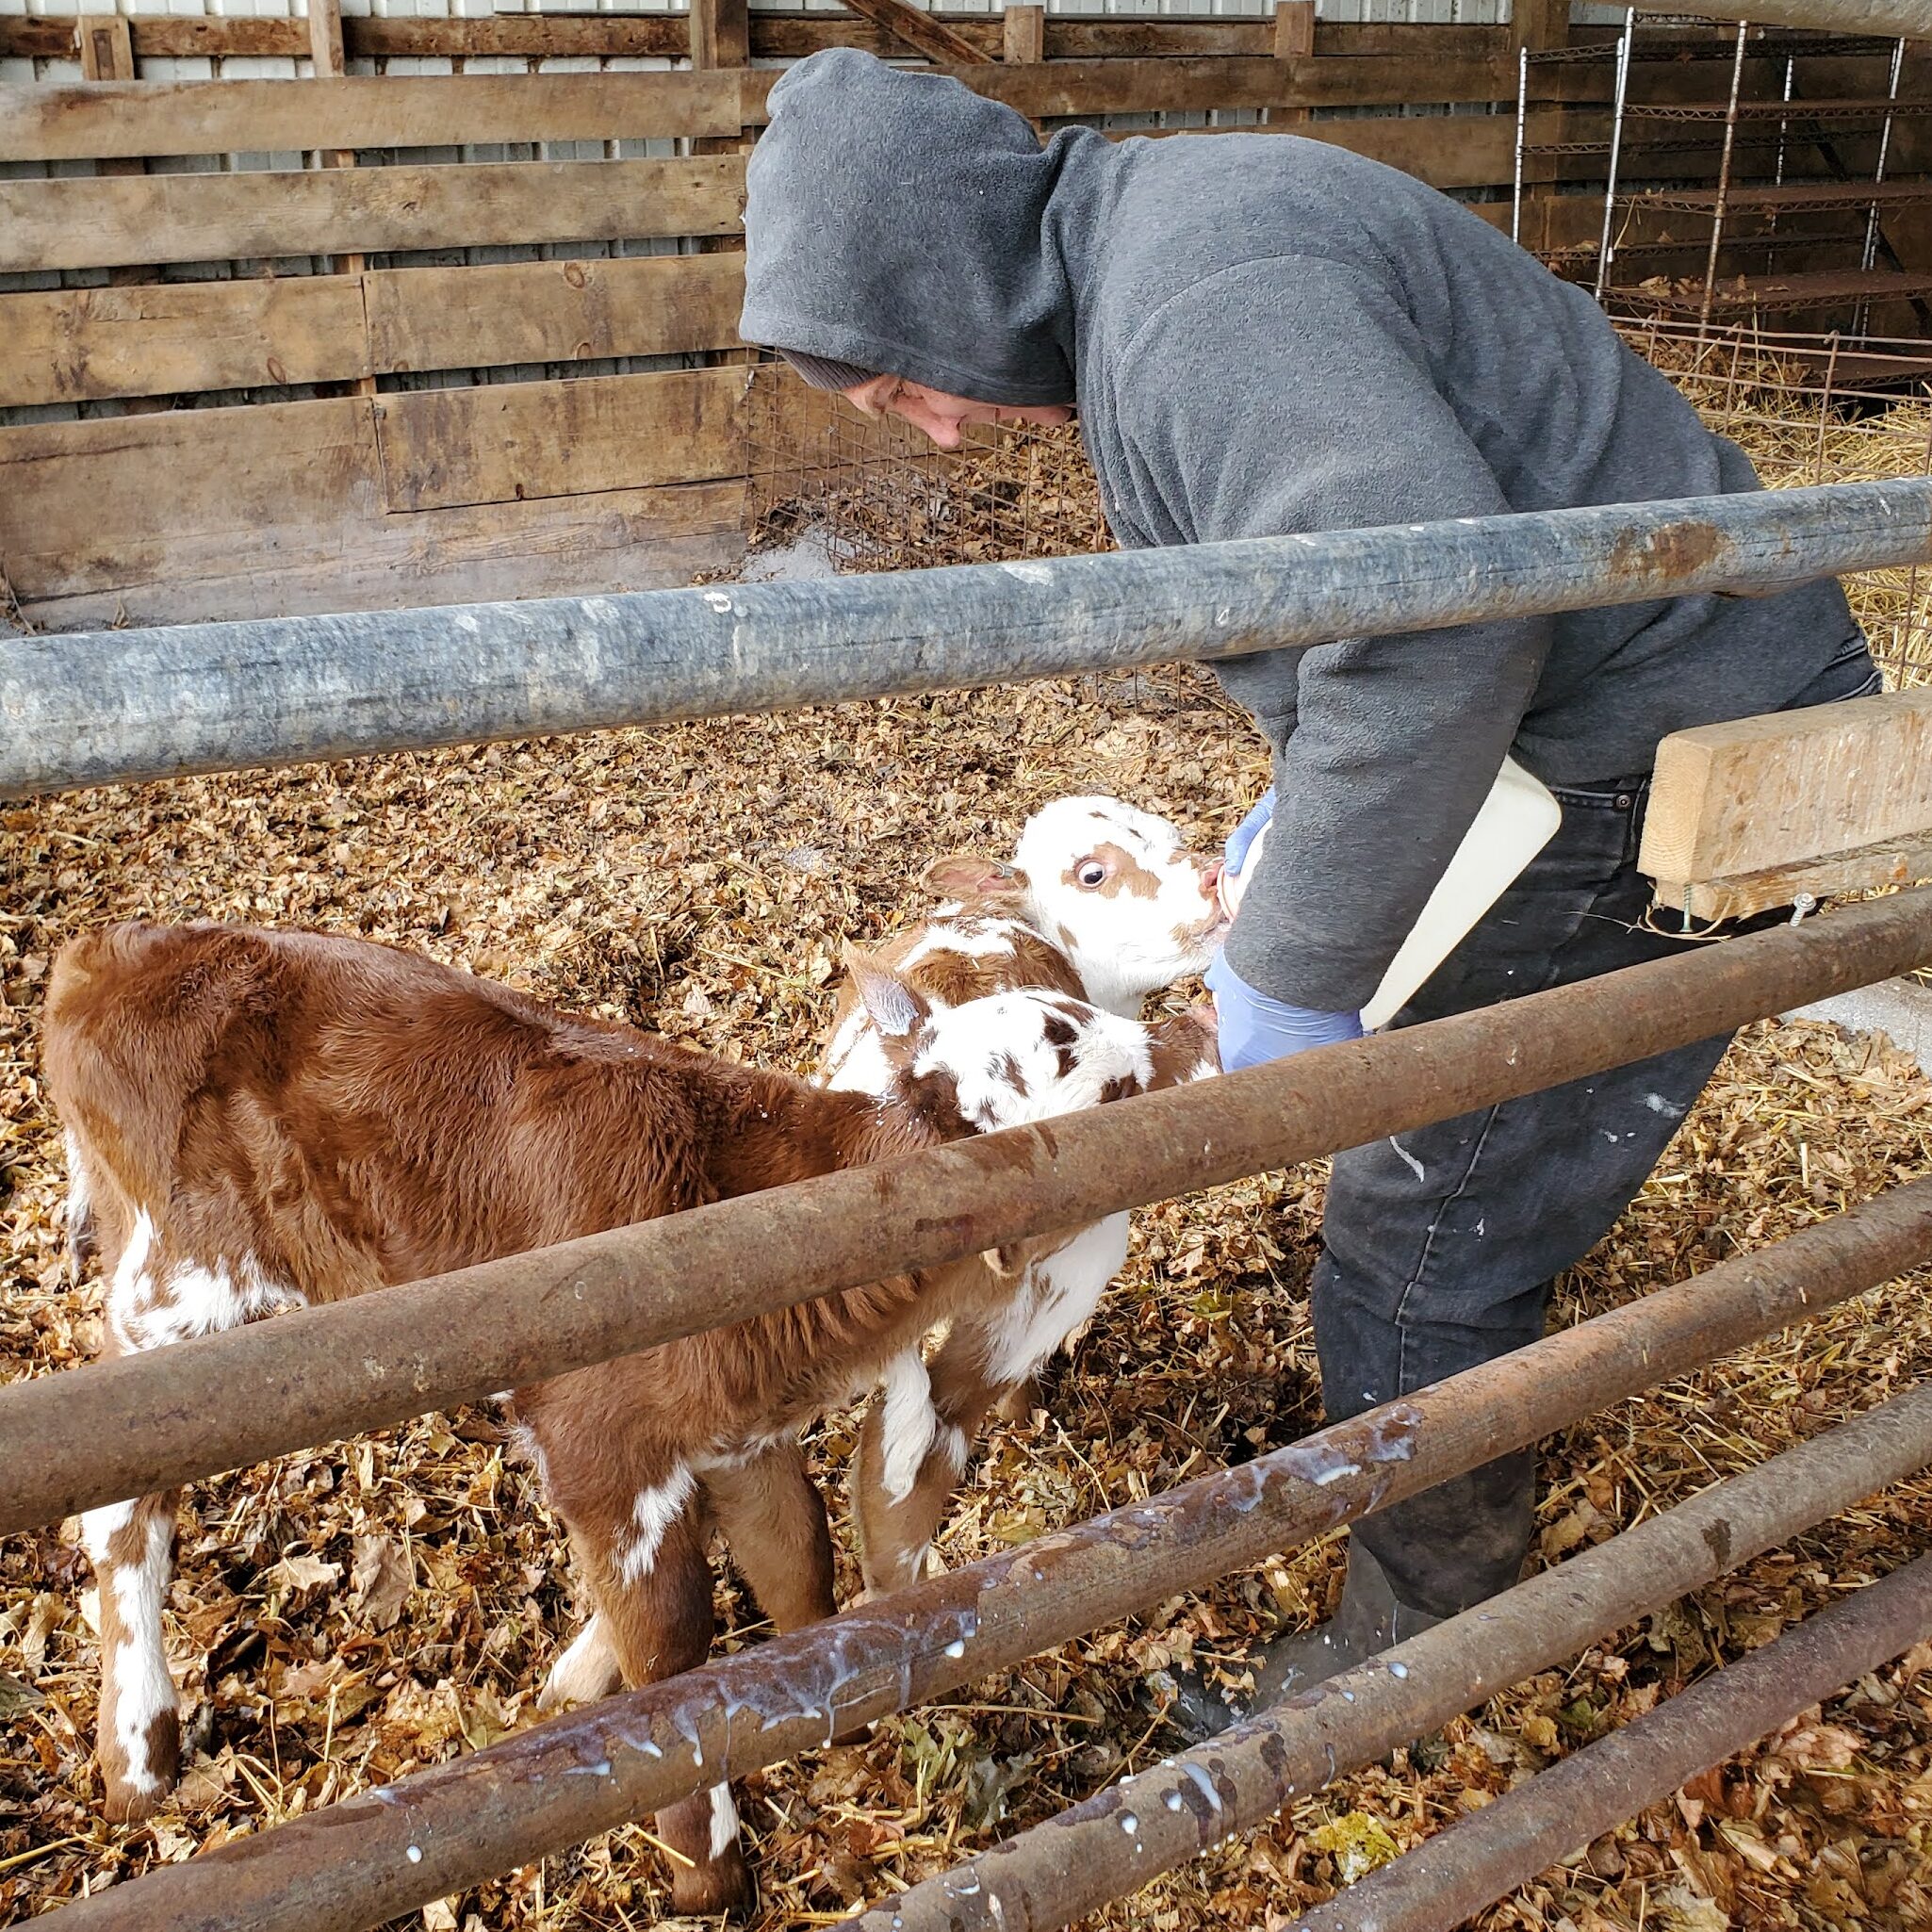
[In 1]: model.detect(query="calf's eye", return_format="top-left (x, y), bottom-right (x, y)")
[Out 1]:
top-left (1076, 860), bottom-right (1106, 888)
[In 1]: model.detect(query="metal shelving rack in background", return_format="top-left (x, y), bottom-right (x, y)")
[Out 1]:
top-left (1514, 16), bottom-right (1930, 352)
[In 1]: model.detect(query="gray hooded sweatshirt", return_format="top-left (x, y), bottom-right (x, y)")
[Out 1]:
top-left (741, 49), bottom-right (1862, 1011)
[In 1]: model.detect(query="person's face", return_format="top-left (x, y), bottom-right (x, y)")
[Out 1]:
top-left (843, 375), bottom-right (1073, 450)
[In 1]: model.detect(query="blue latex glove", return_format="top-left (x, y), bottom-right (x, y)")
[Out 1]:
top-left (1224, 787), bottom-right (1276, 879)
top-left (1205, 950), bottom-right (1364, 1073)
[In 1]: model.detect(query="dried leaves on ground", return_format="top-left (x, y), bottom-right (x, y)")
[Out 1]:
top-left (5, 350), bottom-right (1932, 1929)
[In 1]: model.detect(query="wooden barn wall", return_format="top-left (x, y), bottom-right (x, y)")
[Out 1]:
top-left (0, 1), bottom-right (1925, 630)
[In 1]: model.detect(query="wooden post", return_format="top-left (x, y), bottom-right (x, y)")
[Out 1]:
top-left (1511, 0), bottom-right (1569, 242)
top-left (305, 0), bottom-right (345, 75)
top-left (77, 13), bottom-right (134, 82)
top-left (306, 0), bottom-right (375, 398)
top-left (1002, 5), bottom-right (1044, 66)
top-left (690, 0), bottom-right (753, 362)
top-left (76, 14), bottom-right (170, 412)
top-left (689, 0), bottom-right (749, 74)
top-left (1272, 2), bottom-right (1314, 131)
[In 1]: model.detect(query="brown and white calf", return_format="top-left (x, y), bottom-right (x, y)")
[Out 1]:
top-left (824, 795), bottom-right (1225, 1596)
top-left (46, 919), bottom-right (1206, 1914)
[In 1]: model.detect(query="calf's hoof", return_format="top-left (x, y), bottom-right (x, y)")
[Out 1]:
top-left (670, 1842), bottom-right (756, 1919)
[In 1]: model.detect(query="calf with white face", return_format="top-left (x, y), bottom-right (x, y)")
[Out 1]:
top-left (821, 794), bottom-right (1224, 1597)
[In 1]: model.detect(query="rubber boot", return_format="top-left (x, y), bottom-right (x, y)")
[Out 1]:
top-left (1157, 1542), bottom-right (1441, 1744)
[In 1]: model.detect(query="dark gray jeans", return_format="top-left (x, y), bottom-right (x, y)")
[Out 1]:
top-left (1315, 637), bottom-right (1882, 1618)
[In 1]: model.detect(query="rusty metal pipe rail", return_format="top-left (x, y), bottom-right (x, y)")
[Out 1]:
top-left (857, 1383), bottom-right (1932, 1932)
top-left (1, 480), bottom-right (1926, 799)
top-left (4, 887), bottom-right (1932, 1539)
top-left (1288, 1549), bottom-right (1932, 1932)
top-left (41, 1176), bottom-right (1932, 1932)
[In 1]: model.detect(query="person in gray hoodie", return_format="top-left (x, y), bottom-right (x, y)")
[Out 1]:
top-left (741, 47), bottom-right (1879, 1731)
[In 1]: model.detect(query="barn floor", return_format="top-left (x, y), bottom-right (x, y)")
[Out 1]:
top-left (1, 660), bottom-right (1929, 1931)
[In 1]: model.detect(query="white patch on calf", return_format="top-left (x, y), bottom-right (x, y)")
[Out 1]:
top-left (1014, 796), bottom-right (1221, 1014)
top-left (707, 1783), bottom-right (740, 1861)
top-left (64, 1130), bottom-right (90, 1241)
top-left (106, 1513), bottom-right (176, 1795)
top-left (541, 1613), bottom-right (622, 1711)
top-left (878, 1350), bottom-right (938, 1506)
top-left (922, 993), bottom-right (1154, 1132)
top-left (107, 1213), bottom-right (305, 1353)
top-left (81, 1497), bottom-right (134, 1557)
top-left (981, 1214), bottom-right (1131, 1386)
top-left (618, 1465), bottom-right (696, 1584)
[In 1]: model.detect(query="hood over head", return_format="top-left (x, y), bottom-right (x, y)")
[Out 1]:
top-left (742, 48), bottom-right (1080, 408)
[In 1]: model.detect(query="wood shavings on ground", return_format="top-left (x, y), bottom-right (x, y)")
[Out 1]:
top-left (5, 347), bottom-right (1932, 1928)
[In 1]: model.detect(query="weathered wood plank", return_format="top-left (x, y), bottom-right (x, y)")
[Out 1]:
top-left (1653, 830), bottom-right (1932, 924)
top-left (0, 156), bottom-right (745, 273)
top-left (0, 278), bottom-right (367, 407)
top-left (1642, 693), bottom-right (1932, 908)
top-left (16, 482), bottom-right (745, 630)
top-left (374, 366), bottom-right (746, 512)
top-left (836, 0), bottom-right (991, 67)
top-left (0, 73), bottom-right (747, 164)
top-left (365, 253), bottom-right (745, 375)
top-left (0, 385), bottom-right (746, 619)
top-left (739, 55), bottom-right (1515, 123)
top-left (0, 247), bottom-right (745, 407)
top-left (0, 393), bottom-right (383, 599)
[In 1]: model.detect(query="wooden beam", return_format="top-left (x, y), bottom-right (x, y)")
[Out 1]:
top-left (1642, 693), bottom-right (1932, 922)
top-left (0, 73), bottom-right (749, 165)
top-left (364, 254), bottom-right (745, 377)
top-left (1003, 5), bottom-right (1044, 67)
top-left (16, 483), bottom-right (746, 633)
top-left (1510, 0), bottom-right (1569, 57)
top-left (373, 367), bottom-right (745, 512)
top-left (1651, 831), bottom-right (1932, 925)
top-left (0, 254), bottom-right (746, 408)
top-left (834, 0), bottom-right (991, 67)
top-left (0, 277), bottom-right (368, 408)
top-left (5, 13), bottom-right (1867, 67)
top-left (740, 56), bottom-right (1516, 125)
top-left (0, 156), bottom-right (747, 273)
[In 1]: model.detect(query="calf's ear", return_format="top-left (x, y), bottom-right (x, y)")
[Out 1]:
top-left (920, 854), bottom-right (1030, 905)
top-left (846, 948), bottom-right (932, 1045)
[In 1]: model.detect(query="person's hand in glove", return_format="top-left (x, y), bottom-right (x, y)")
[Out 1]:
top-left (1204, 952), bottom-right (1363, 1072)
top-left (1223, 787), bottom-right (1275, 882)
top-left (1210, 791), bottom-right (1363, 1072)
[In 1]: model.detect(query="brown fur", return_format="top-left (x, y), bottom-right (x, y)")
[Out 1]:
top-left (45, 920), bottom-right (1021, 1914)
top-left (819, 888), bottom-right (1218, 1604)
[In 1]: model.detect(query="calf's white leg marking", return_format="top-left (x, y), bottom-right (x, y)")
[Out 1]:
top-left (541, 1612), bottom-right (623, 1710)
top-left (618, 1466), bottom-right (696, 1583)
top-left (981, 1215), bottom-right (1130, 1386)
top-left (707, 1783), bottom-right (740, 1860)
top-left (879, 1351), bottom-right (939, 1506)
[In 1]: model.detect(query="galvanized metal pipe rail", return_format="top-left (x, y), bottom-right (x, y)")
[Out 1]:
top-left (41, 1176), bottom-right (1932, 1932)
top-left (1, 481), bottom-right (1926, 798)
top-left (5, 887), bottom-right (1932, 1537)
top-left (1288, 1550), bottom-right (1932, 1932)
top-left (856, 1384), bottom-right (1932, 1932)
